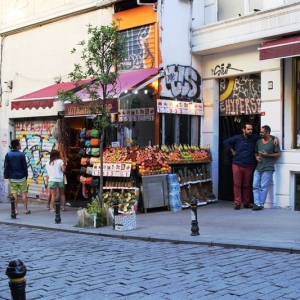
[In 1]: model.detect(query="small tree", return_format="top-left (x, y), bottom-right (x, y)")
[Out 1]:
top-left (58, 22), bottom-right (127, 204)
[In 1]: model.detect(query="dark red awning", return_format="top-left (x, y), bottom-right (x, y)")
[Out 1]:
top-left (259, 36), bottom-right (300, 60)
top-left (11, 80), bottom-right (92, 110)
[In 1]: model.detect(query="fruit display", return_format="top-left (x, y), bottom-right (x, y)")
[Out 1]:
top-left (103, 189), bottom-right (138, 213)
top-left (161, 144), bottom-right (211, 164)
top-left (103, 145), bottom-right (171, 176)
top-left (101, 144), bottom-right (211, 176)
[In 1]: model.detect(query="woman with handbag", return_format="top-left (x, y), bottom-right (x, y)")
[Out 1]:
top-left (46, 150), bottom-right (67, 212)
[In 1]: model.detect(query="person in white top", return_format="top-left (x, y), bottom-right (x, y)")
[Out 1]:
top-left (46, 150), bottom-right (67, 212)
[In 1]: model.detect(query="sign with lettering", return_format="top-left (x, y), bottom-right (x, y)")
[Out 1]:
top-left (92, 163), bottom-right (131, 177)
top-left (65, 99), bottom-right (118, 116)
top-left (157, 99), bottom-right (203, 116)
top-left (219, 74), bottom-right (261, 116)
top-left (118, 108), bottom-right (155, 122)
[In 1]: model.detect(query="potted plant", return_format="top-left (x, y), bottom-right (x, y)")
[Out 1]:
top-left (75, 197), bottom-right (107, 228)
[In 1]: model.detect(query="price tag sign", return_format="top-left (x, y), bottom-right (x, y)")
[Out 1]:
top-left (157, 99), bottom-right (204, 116)
top-left (93, 163), bottom-right (132, 177)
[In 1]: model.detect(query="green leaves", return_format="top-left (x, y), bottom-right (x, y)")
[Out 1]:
top-left (59, 21), bottom-right (128, 204)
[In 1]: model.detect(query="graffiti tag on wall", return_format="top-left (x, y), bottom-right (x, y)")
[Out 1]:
top-left (165, 65), bottom-right (201, 99)
top-left (219, 74), bottom-right (261, 116)
top-left (0, 132), bottom-right (9, 201)
top-left (211, 63), bottom-right (243, 76)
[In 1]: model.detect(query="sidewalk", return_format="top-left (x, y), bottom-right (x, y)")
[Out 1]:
top-left (1, 200), bottom-right (300, 253)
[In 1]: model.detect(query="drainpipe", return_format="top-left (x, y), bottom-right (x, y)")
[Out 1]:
top-left (0, 36), bottom-right (5, 107)
top-left (137, 0), bottom-right (157, 11)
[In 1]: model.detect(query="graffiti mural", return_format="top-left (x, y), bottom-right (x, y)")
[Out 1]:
top-left (121, 24), bottom-right (155, 70)
top-left (165, 65), bottom-right (201, 100)
top-left (219, 74), bottom-right (261, 116)
top-left (0, 131), bottom-right (9, 201)
top-left (15, 118), bottom-right (57, 199)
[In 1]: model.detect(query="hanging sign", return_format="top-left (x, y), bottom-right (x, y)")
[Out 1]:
top-left (157, 99), bottom-right (204, 115)
top-left (92, 163), bottom-right (131, 177)
top-left (118, 108), bottom-right (154, 122)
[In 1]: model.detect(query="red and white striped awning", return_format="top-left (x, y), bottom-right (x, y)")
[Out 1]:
top-left (259, 36), bottom-right (300, 60)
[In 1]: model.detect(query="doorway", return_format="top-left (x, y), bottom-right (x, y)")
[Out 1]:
top-left (218, 115), bottom-right (260, 201)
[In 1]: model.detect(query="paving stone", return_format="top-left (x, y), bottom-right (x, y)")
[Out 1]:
top-left (0, 224), bottom-right (300, 299)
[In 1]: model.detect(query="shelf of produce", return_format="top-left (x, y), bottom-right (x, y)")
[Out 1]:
top-left (179, 178), bottom-right (212, 186)
top-left (168, 160), bottom-right (211, 164)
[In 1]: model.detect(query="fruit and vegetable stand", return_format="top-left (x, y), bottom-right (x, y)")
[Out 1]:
top-left (78, 143), bottom-right (214, 212)
top-left (101, 144), bottom-right (214, 211)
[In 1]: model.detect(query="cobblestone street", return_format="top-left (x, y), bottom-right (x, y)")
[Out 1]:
top-left (0, 225), bottom-right (300, 299)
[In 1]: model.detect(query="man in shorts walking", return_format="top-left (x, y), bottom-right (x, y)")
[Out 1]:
top-left (5, 139), bottom-right (30, 214)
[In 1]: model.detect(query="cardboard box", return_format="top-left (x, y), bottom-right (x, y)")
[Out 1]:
top-left (114, 214), bottom-right (137, 231)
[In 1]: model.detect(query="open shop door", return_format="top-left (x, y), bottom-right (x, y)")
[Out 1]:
top-left (218, 115), bottom-right (260, 201)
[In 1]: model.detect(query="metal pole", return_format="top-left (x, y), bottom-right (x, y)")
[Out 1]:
top-left (55, 197), bottom-right (61, 224)
top-left (10, 195), bottom-right (17, 219)
top-left (190, 198), bottom-right (200, 236)
top-left (113, 198), bottom-right (119, 229)
top-left (6, 259), bottom-right (27, 300)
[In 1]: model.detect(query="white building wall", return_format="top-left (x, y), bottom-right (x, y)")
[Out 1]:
top-left (158, 0), bottom-right (192, 67)
top-left (0, 2), bottom-right (114, 201)
top-left (192, 0), bottom-right (300, 209)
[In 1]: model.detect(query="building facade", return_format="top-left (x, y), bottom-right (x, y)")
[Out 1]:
top-left (189, 0), bottom-right (300, 209)
top-left (1, 0), bottom-right (300, 210)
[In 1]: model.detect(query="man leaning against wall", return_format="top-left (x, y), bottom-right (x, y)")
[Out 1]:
top-left (252, 125), bottom-right (281, 211)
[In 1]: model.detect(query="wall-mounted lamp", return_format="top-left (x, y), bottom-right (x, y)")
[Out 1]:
top-left (4, 80), bottom-right (13, 89)
top-left (54, 75), bottom-right (62, 84)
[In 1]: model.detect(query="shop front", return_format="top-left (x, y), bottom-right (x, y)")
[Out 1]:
top-left (64, 64), bottom-right (215, 212)
top-left (8, 81), bottom-right (85, 200)
top-left (218, 74), bottom-right (261, 201)
top-left (201, 45), bottom-right (284, 207)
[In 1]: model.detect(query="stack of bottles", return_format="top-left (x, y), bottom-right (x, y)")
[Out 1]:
top-left (167, 174), bottom-right (182, 212)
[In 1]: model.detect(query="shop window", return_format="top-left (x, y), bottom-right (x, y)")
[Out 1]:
top-left (163, 114), bottom-right (200, 146)
top-left (218, 0), bottom-right (243, 21)
top-left (217, 0), bottom-right (282, 21)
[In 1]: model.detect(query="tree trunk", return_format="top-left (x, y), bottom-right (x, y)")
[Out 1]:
top-left (99, 128), bottom-right (105, 207)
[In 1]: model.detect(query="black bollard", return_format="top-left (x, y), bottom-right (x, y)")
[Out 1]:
top-left (190, 198), bottom-right (200, 236)
top-left (55, 197), bottom-right (61, 224)
top-left (113, 198), bottom-right (119, 229)
top-left (10, 195), bottom-right (17, 219)
top-left (6, 259), bottom-right (27, 300)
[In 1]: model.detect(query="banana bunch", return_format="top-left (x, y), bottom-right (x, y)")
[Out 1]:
top-left (126, 138), bottom-right (133, 144)
top-left (161, 145), bottom-right (170, 152)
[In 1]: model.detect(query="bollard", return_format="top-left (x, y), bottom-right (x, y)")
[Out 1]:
top-left (55, 197), bottom-right (61, 224)
top-left (10, 195), bottom-right (17, 219)
top-left (113, 198), bottom-right (119, 229)
top-left (190, 198), bottom-right (200, 236)
top-left (6, 259), bottom-right (27, 300)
